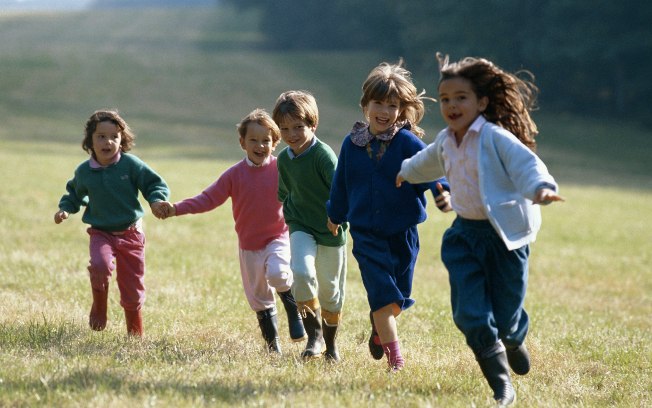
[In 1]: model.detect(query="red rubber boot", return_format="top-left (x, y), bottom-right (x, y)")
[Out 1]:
top-left (124, 309), bottom-right (143, 337)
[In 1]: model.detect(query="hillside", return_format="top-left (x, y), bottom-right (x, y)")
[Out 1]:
top-left (0, 6), bottom-right (650, 189)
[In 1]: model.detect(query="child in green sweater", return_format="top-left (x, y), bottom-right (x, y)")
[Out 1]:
top-left (273, 90), bottom-right (348, 361)
top-left (54, 109), bottom-right (169, 337)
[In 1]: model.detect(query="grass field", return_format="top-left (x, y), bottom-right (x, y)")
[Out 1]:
top-left (1, 5), bottom-right (651, 408)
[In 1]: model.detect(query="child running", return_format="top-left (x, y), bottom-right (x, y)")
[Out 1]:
top-left (273, 90), bottom-right (347, 362)
top-left (54, 109), bottom-right (169, 337)
top-left (397, 53), bottom-right (564, 405)
top-left (156, 108), bottom-right (306, 353)
top-left (326, 60), bottom-right (450, 372)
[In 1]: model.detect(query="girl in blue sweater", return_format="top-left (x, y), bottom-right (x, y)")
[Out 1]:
top-left (327, 61), bottom-right (449, 371)
top-left (397, 54), bottom-right (563, 405)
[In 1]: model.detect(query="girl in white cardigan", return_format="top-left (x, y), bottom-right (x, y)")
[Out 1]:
top-left (397, 53), bottom-right (563, 406)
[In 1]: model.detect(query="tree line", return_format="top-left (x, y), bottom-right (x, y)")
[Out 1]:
top-left (223, 0), bottom-right (651, 124)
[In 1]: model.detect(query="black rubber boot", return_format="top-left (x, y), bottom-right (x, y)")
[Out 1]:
top-left (278, 290), bottom-right (307, 342)
top-left (506, 343), bottom-right (531, 375)
top-left (298, 304), bottom-right (324, 360)
top-left (368, 311), bottom-right (384, 360)
top-left (322, 320), bottom-right (340, 362)
top-left (256, 308), bottom-right (281, 353)
top-left (477, 351), bottom-right (516, 406)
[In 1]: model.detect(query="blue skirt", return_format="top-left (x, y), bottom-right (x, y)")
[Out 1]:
top-left (350, 226), bottom-right (419, 312)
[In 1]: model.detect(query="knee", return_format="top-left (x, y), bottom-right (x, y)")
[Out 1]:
top-left (289, 261), bottom-right (313, 282)
top-left (267, 268), bottom-right (293, 291)
top-left (88, 258), bottom-right (113, 275)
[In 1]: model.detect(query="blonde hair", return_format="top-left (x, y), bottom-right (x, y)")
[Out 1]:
top-left (272, 90), bottom-right (319, 128)
top-left (237, 108), bottom-right (281, 146)
top-left (437, 52), bottom-right (539, 151)
top-left (82, 109), bottom-right (135, 155)
top-left (360, 60), bottom-right (432, 138)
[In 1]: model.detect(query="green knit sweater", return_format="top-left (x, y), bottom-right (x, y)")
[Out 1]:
top-left (277, 139), bottom-right (347, 247)
top-left (58, 153), bottom-right (169, 232)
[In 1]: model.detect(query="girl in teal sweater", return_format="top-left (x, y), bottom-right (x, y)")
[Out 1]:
top-left (54, 109), bottom-right (169, 337)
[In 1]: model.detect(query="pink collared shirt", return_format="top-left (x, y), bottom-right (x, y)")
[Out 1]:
top-left (441, 115), bottom-right (487, 220)
top-left (174, 156), bottom-right (288, 251)
top-left (89, 152), bottom-right (121, 169)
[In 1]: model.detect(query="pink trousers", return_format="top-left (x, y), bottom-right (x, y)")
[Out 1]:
top-left (87, 227), bottom-right (146, 311)
top-left (238, 237), bottom-right (292, 311)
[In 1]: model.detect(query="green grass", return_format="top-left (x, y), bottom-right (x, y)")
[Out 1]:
top-left (1, 139), bottom-right (650, 407)
top-left (1, 6), bottom-right (651, 407)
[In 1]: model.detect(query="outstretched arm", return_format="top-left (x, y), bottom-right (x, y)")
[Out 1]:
top-left (533, 188), bottom-right (565, 205)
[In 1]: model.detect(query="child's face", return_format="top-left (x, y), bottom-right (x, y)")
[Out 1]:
top-left (438, 77), bottom-right (488, 139)
top-left (278, 116), bottom-right (315, 156)
top-left (365, 97), bottom-right (401, 135)
top-left (91, 121), bottom-right (122, 166)
top-left (239, 122), bottom-right (276, 166)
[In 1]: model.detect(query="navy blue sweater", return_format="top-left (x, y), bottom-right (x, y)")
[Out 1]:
top-left (327, 128), bottom-right (447, 237)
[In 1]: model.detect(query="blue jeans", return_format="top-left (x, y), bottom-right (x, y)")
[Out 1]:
top-left (441, 217), bottom-right (529, 358)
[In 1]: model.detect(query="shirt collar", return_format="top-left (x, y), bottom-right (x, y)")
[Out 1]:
top-left (89, 151), bottom-right (121, 169)
top-left (245, 155), bottom-right (271, 167)
top-left (287, 137), bottom-right (317, 159)
top-left (350, 120), bottom-right (410, 147)
top-left (445, 115), bottom-right (487, 140)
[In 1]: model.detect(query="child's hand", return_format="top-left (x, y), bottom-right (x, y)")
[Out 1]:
top-left (151, 201), bottom-right (175, 219)
top-left (396, 174), bottom-right (405, 188)
top-left (327, 218), bottom-right (340, 236)
top-left (533, 188), bottom-right (565, 205)
top-left (54, 210), bottom-right (68, 224)
top-left (435, 182), bottom-right (452, 212)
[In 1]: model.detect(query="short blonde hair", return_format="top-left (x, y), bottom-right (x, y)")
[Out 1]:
top-left (272, 90), bottom-right (319, 128)
top-left (237, 108), bottom-right (281, 146)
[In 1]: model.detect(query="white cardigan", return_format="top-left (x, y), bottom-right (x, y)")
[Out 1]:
top-left (398, 122), bottom-right (558, 250)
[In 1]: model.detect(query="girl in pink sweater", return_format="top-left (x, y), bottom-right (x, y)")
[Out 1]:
top-left (156, 109), bottom-right (306, 353)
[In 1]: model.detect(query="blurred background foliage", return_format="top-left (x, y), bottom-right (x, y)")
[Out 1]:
top-left (1, 0), bottom-right (649, 188)
top-left (210, 0), bottom-right (650, 124)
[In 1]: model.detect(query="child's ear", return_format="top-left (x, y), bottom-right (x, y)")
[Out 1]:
top-left (238, 137), bottom-right (246, 150)
top-left (479, 96), bottom-right (489, 112)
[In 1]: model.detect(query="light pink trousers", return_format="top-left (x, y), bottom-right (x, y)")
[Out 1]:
top-left (87, 227), bottom-right (146, 311)
top-left (238, 237), bottom-right (292, 312)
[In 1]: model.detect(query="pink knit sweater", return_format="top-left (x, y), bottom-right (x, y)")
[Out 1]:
top-left (174, 157), bottom-right (288, 250)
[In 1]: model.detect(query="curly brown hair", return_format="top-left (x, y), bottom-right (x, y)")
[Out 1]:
top-left (360, 59), bottom-right (433, 138)
top-left (82, 109), bottom-right (135, 156)
top-left (436, 53), bottom-right (539, 151)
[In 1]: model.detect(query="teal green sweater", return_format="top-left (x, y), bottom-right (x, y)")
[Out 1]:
top-left (58, 153), bottom-right (169, 232)
top-left (277, 139), bottom-right (347, 247)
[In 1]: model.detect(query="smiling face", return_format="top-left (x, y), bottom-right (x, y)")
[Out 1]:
top-left (239, 122), bottom-right (276, 165)
top-left (91, 121), bottom-right (122, 166)
top-left (438, 77), bottom-right (488, 140)
top-left (278, 116), bottom-right (316, 156)
top-left (365, 97), bottom-right (401, 135)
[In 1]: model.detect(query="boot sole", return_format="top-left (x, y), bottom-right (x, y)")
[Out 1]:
top-left (301, 351), bottom-right (325, 361)
top-left (290, 334), bottom-right (308, 342)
